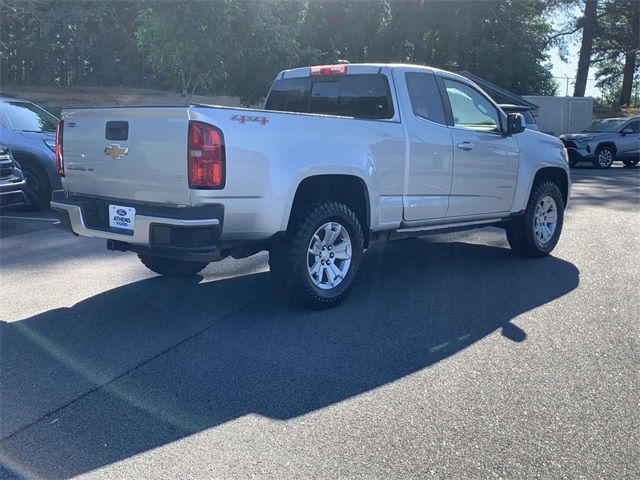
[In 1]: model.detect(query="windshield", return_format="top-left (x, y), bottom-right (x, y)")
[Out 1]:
top-left (584, 119), bottom-right (627, 132)
top-left (1, 101), bottom-right (58, 132)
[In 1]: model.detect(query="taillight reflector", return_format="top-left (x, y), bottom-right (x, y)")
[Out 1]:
top-left (188, 121), bottom-right (225, 189)
top-left (310, 64), bottom-right (348, 76)
top-left (55, 120), bottom-right (64, 176)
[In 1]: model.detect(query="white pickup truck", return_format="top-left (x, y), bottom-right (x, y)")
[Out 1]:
top-left (52, 63), bottom-right (570, 308)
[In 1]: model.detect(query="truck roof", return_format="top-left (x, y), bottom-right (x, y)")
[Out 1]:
top-left (278, 63), bottom-right (469, 83)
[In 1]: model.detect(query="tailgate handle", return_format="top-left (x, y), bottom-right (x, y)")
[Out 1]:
top-left (105, 121), bottom-right (129, 141)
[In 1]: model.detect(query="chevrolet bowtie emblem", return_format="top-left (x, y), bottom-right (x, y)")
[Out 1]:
top-left (104, 144), bottom-right (128, 159)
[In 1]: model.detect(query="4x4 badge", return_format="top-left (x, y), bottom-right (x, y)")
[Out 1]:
top-left (104, 144), bottom-right (128, 159)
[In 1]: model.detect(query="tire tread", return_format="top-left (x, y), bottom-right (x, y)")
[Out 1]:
top-left (506, 181), bottom-right (564, 257)
top-left (269, 201), bottom-right (364, 309)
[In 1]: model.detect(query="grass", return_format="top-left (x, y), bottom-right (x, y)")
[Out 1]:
top-left (593, 104), bottom-right (640, 120)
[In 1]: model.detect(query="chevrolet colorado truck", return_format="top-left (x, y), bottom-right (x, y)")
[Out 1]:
top-left (51, 64), bottom-right (571, 308)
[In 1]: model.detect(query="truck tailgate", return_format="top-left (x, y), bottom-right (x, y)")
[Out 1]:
top-left (62, 107), bottom-right (191, 205)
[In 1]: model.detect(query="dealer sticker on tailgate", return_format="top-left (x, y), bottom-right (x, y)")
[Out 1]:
top-left (109, 204), bottom-right (136, 232)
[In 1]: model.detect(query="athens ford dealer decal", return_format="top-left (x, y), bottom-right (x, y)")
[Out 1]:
top-left (108, 204), bottom-right (136, 232)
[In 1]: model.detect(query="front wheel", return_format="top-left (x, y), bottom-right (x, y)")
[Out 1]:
top-left (138, 253), bottom-right (208, 277)
top-left (21, 163), bottom-right (51, 211)
top-left (623, 158), bottom-right (639, 167)
top-left (506, 181), bottom-right (565, 257)
top-left (593, 146), bottom-right (615, 169)
top-left (269, 201), bottom-right (364, 309)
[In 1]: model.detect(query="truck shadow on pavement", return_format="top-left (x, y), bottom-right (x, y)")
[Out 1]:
top-left (1, 238), bottom-right (580, 479)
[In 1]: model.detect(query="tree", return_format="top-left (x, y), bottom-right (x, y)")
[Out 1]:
top-left (595, 56), bottom-right (640, 108)
top-left (2, 0), bottom-right (563, 102)
top-left (135, 0), bottom-right (304, 103)
top-left (573, 0), bottom-right (598, 97)
top-left (593, 0), bottom-right (640, 106)
top-left (0, 0), bottom-right (142, 87)
top-left (369, 0), bottom-right (557, 95)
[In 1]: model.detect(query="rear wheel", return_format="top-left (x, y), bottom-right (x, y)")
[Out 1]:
top-left (138, 253), bottom-right (208, 277)
top-left (622, 158), bottom-right (639, 167)
top-left (593, 145), bottom-right (615, 169)
top-left (269, 201), bottom-right (364, 309)
top-left (506, 181), bottom-right (564, 257)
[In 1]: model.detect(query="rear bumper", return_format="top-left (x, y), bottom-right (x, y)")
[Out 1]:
top-left (51, 191), bottom-right (223, 254)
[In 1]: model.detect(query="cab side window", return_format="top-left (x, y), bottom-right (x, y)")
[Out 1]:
top-left (443, 79), bottom-right (500, 133)
top-left (405, 72), bottom-right (446, 125)
top-left (626, 120), bottom-right (639, 133)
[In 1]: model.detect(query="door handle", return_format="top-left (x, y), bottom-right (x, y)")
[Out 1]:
top-left (456, 141), bottom-right (474, 151)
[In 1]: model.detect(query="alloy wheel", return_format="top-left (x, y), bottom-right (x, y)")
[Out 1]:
top-left (307, 221), bottom-right (352, 290)
top-left (597, 149), bottom-right (613, 168)
top-left (533, 195), bottom-right (558, 246)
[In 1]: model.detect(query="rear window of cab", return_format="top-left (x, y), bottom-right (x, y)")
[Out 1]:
top-left (265, 74), bottom-right (394, 120)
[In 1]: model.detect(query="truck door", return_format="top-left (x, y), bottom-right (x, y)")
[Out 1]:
top-left (396, 69), bottom-right (454, 221)
top-left (440, 78), bottom-right (519, 217)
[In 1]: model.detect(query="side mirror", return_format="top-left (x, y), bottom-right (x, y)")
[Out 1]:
top-left (506, 113), bottom-right (526, 135)
top-left (621, 128), bottom-right (634, 135)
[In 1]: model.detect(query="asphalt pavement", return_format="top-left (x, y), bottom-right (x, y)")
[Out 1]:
top-left (0, 166), bottom-right (638, 479)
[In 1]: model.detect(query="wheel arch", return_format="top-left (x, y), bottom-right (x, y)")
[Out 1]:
top-left (287, 174), bottom-right (371, 246)
top-left (595, 141), bottom-right (617, 156)
top-left (11, 152), bottom-right (52, 187)
top-left (532, 167), bottom-right (569, 207)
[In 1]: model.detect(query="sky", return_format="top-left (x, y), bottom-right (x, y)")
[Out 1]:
top-left (549, 42), bottom-right (601, 98)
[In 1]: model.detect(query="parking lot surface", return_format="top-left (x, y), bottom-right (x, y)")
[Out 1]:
top-left (1, 166), bottom-right (639, 479)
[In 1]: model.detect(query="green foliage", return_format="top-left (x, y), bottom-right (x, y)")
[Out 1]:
top-left (592, 0), bottom-right (640, 107)
top-left (595, 58), bottom-right (640, 108)
top-left (135, 0), bottom-right (305, 103)
top-left (0, 0), bottom-right (570, 103)
top-left (368, 0), bottom-right (558, 95)
top-left (1, 0), bottom-right (142, 86)
top-left (135, 1), bottom-right (232, 95)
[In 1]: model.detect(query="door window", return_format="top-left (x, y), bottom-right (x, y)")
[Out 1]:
top-left (443, 79), bottom-right (500, 133)
top-left (405, 73), bottom-right (446, 125)
top-left (625, 120), bottom-right (639, 133)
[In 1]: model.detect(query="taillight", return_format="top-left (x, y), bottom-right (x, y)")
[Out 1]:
top-left (310, 64), bottom-right (348, 76)
top-left (188, 121), bottom-right (225, 189)
top-left (55, 120), bottom-right (64, 176)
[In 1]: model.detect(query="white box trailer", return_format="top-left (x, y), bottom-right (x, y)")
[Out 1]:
top-left (523, 96), bottom-right (594, 136)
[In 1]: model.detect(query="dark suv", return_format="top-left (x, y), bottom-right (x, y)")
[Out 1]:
top-left (560, 117), bottom-right (640, 168)
top-left (0, 96), bottom-right (61, 209)
top-left (0, 142), bottom-right (28, 209)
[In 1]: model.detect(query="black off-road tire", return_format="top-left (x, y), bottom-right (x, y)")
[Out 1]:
top-left (20, 162), bottom-right (51, 211)
top-left (138, 253), bottom-right (208, 277)
top-left (506, 181), bottom-right (565, 258)
top-left (269, 201), bottom-right (364, 309)
top-left (593, 145), bottom-right (615, 169)
top-left (622, 158), bottom-right (639, 167)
